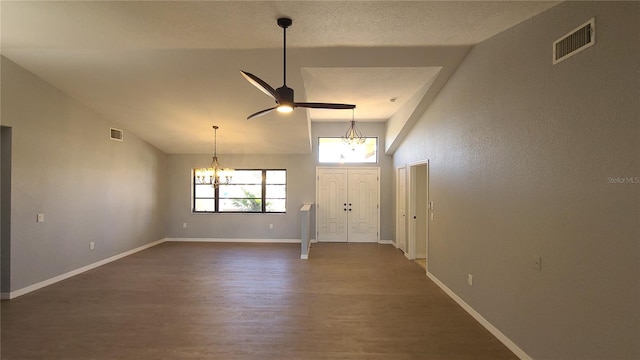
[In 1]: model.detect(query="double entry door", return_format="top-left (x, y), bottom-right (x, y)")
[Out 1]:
top-left (317, 167), bottom-right (379, 242)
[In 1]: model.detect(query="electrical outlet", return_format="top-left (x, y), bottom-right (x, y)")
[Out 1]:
top-left (534, 256), bottom-right (542, 271)
top-left (90, 242), bottom-right (95, 250)
top-left (467, 274), bottom-right (473, 286)
top-left (183, 222), bottom-right (187, 229)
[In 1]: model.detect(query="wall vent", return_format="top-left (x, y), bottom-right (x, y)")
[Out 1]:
top-left (110, 127), bottom-right (124, 141)
top-left (553, 18), bottom-right (595, 65)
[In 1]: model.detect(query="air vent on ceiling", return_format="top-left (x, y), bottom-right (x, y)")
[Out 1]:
top-left (110, 127), bottom-right (123, 141)
top-left (553, 18), bottom-right (595, 65)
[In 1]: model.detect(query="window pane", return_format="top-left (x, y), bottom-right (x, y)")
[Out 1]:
top-left (219, 185), bottom-right (262, 198)
top-left (266, 170), bottom-right (286, 184)
top-left (266, 199), bottom-right (286, 212)
top-left (195, 184), bottom-right (216, 198)
top-left (229, 170), bottom-right (262, 184)
top-left (318, 137), bottom-right (377, 163)
top-left (219, 198), bottom-right (262, 212)
top-left (194, 199), bottom-right (215, 212)
top-left (266, 184), bottom-right (286, 198)
top-left (193, 169), bottom-right (286, 213)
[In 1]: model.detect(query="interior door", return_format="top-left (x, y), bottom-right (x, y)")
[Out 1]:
top-left (396, 167), bottom-right (407, 252)
top-left (317, 168), bottom-right (378, 242)
top-left (414, 164), bottom-right (428, 259)
top-left (407, 161), bottom-right (429, 261)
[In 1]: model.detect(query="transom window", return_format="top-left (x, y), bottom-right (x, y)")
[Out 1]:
top-left (318, 137), bottom-right (378, 163)
top-left (193, 169), bottom-right (286, 213)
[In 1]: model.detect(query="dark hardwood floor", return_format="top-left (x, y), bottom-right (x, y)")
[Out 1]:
top-left (1, 242), bottom-right (517, 359)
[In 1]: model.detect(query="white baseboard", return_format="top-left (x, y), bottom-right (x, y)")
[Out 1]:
top-left (302, 239), bottom-right (317, 259)
top-left (426, 272), bottom-right (532, 360)
top-left (1, 239), bottom-right (166, 300)
top-left (301, 241), bottom-right (311, 260)
top-left (166, 238), bottom-right (301, 243)
top-left (378, 239), bottom-right (394, 245)
top-left (347, 239), bottom-right (378, 243)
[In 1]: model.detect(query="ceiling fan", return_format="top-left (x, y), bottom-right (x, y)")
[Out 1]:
top-left (241, 17), bottom-right (356, 120)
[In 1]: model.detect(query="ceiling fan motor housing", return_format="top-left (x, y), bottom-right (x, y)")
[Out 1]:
top-left (276, 86), bottom-right (294, 105)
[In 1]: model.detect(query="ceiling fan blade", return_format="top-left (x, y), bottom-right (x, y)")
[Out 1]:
top-left (240, 71), bottom-right (280, 101)
top-left (295, 102), bottom-right (356, 110)
top-left (247, 107), bottom-right (277, 120)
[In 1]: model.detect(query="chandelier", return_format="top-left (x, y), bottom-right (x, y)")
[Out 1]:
top-left (196, 125), bottom-right (233, 188)
top-left (342, 108), bottom-right (365, 149)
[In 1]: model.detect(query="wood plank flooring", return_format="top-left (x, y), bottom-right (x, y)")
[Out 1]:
top-left (1, 243), bottom-right (517, 359)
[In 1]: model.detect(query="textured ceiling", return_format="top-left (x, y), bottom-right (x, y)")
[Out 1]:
top-left (0, 1), bottom-right (559, 154)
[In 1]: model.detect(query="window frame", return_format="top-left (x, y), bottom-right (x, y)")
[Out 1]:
top-left (192, 169), bottom-right (286, 214)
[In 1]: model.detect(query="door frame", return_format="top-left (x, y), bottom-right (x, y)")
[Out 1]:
top-left (316, 166), bottom-right (380, 243)
top-left (1, 126), bottom-right (12, 295)
top-left (407, 160), bottom-right (429, 271)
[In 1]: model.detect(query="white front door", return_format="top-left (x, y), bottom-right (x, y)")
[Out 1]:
top-left (317, 168), bottom-right (379, 242)
top-left (317, 168), bottom-right (348, 242)
top-left (347, 169), bottom-right (379, 242)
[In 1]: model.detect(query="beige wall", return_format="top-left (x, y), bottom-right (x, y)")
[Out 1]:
top-left (1, 57), bottom-right (168, 292)
top-left (393, 2), bottom-right (639, 359)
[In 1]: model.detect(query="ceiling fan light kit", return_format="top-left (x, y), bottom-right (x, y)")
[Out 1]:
top-left (277, 104), bottom-right (294, 113)
top-left (241, 17), bottom-right (356, 120)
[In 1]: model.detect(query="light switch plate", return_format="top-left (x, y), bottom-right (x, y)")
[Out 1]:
top-left (37, 213), bottom-right (45, 223)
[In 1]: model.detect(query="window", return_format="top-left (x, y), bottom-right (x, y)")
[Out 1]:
top-left (318, 137), bottom-right (378, 163)
top-left (193, 169), bottom-right (286, 213)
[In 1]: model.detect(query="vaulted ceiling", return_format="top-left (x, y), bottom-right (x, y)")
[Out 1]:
top-left (0, 1), bottom-right (559, 154)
